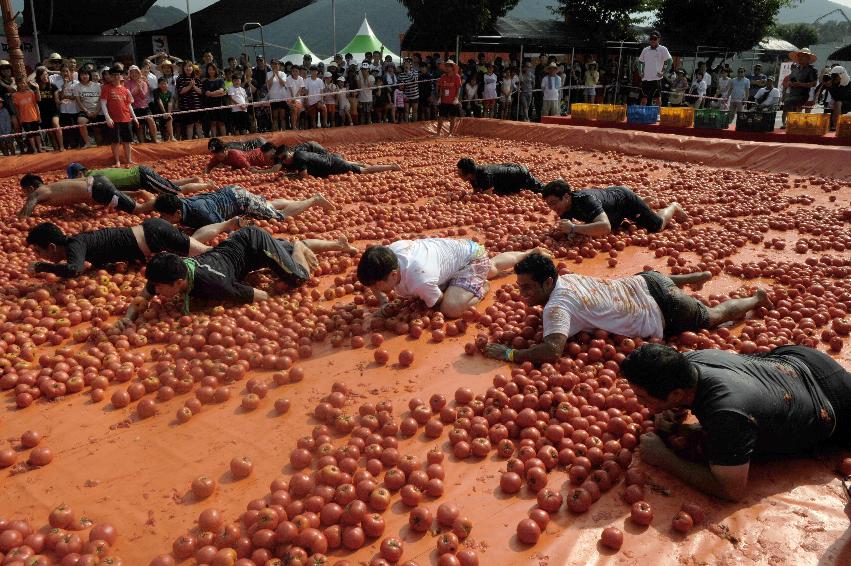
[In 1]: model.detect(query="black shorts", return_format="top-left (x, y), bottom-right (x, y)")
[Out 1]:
top-left (270, 101), bottom-right (289, 112)
top-left (637, 271), bottom-right (709, 337)
top-left (134, 107), bottom-right (151, 117)
top-left (761, 345), bottom-right (851, 444)
top-left (138, 165), bottom-right (181, 195)
top-left (177, 110), bottom-right (201, 125)
top-left (22, 121), bottom-right (40, 133)
top-left (610, 187), bottom-right (664, 233)
top-left (439, 103), bottom-right (461, 117)
top-left (141, 217), bottom-right (190, 256)
top-left (103, 121), bottom-right (133, 144)
top-left (59, 113), bottom-right (78, 127)
top-left (230, 111), bottom-right (250, 132)
top-left (231, 226), bottom-right (310, 288)
top-left (90, 175), bottom-right (136, 213)
top-left (40, 113), bottom-right (58, 130)
top-left (641, 80), bottom-right (662, 99)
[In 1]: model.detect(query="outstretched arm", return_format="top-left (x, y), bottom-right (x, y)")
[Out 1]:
top-left (18, 191), bottom-right (43, 218)
top-left (559, 212), bottom-right (612, 237)
top-left (187, 237), bottom-right (212, 256)
top-left (484, 332), bottom-right (567, 365)
top-left (115, 288), bottom-right (152, 330)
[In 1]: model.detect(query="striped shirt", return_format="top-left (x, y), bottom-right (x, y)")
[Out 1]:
top-left (398, 70), bottom-right (420, 100)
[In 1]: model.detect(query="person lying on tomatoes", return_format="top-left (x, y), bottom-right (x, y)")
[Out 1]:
top-left (482, 252), bottom-right (772, 364)
top-left (26, 219), bottom-right (211, 278)
top-left (276, 145), bottom-right (401, 179)
top-left (66, 162), bottom-right (214, 196)
top-left (456, 158), bottom-right (544, 195)
top-left (356, 238), bottom-right (549, 320)
top-left (204, 138), bottom-right (280, 174)
top-left (541, 180), bottom-right (686, 239)
top-left (621, 343), bottom-right (851, 501)
top-left (114, 226), bottom-right (356, 330)
top-left (150, 186), bottom-right (334, 243)
top-left (18, 173), bottom-right (154, 218)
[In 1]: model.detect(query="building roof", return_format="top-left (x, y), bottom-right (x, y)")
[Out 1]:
top-left (21, 0), bottom-right (157, 35)
top-left (150, 0), bottom-right (318, 38)
top-left (402, 17), bottom-right (578, 51)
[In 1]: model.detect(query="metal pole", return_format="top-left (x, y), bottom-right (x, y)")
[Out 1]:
top-left (516, 43), bottom-right (523, 120)
top-left (455, 35), bottom-right (460, 64)
top-left (614, 41), bottom-right (624, 103)
top-left (29, 0), bottom-right (40, 63)
top-left (332, 0), bottom-right (336, 55)
top-left (567, 46), bottom-right (574, 113)
top-left (186, 0), bottom-right (195, 62)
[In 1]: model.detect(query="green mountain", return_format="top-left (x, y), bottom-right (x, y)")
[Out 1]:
top-left (776, 0), bottom-right (851, 23)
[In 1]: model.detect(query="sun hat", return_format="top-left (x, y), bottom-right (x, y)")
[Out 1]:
top-left (789, 48), bottom-right (817, 65)
top-left (49, 52), bottom-right (62, 61)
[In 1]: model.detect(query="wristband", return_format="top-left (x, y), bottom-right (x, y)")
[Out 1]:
top-left (505, 348), bottom-right (516, 362)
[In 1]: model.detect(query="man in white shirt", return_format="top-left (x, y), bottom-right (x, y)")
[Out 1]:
top-left (305, 66), bottom-right (327, 128)
top-left (637, 31), bottom-right (672, 106)
top-left (285, 66), bottom-right (306, 130)
top-left (482, 253), bottom-right (771, 365)
top-left (356, 238), bottom-right (548, 319)
top-left (689, 72), bottom-right (708, 108)
top-left (753, 77), bottom-right (781, 110)
top-left (540, 63), bottom-right (562, 117)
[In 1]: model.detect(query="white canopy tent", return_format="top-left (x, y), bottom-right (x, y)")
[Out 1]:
top-left (322, 18), bottom-right (402, 66)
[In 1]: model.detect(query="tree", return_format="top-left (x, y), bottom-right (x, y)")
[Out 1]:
top-left (656, 0), bottom-right (789, 52)
top-left (551, 0), bottom-right (659, 43)
top-left (767, 23), bottom-right (819, 48)
top-left (398, 0), bottom-right (520, 46)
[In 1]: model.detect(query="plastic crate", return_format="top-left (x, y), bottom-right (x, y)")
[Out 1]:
top-left (595, 104), bottom-right (626, 122)
top-left (660, 106), bottom-right (694, 128)
top-left (736, 111), bottom-right (776, 133)
top-left (627, 105), bottom-right (659, 124)
top-left (837, 114), bottom-right (851, 139)
top-left (570, 103), bottom-right (597, 121)
top-left (694, 109), bottom-right (734, 129)
top-left (786, 112), bottom-right (829, 136)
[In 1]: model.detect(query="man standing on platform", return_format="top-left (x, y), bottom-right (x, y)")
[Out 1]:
top-left (435, 60), bottom-right (462, 137)
top-left (637, 31), bottom-right (672, 106)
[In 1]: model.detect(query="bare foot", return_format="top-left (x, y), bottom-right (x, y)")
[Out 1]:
top-left (336, 235), bottom-right (358, 254)
top-left (390, 163), bottom-right (401, 171)
top-left (671, 202), bottom-right (687, 221)
top-left (755, 289), bottom-right (773, 309)
top-left (112, 162), bottom-right (121, 167)
top-left (128, 160), bottom-right (137, 165)
top-left (312, 194), bottom-right (336, 211)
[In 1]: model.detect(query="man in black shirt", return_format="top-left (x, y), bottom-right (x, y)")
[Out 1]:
top-left (276, 146), bottom-right (400, 178)
top-left (26, 219), bottom-right (211, 278)
top-left (541, 180), bottom-right (685, 238)
top-left (456, 158), bottom-right (544, 195)
top-left (115, 226), bottom-right (356, 329)
top-left (827, 65), bottom-right (850, 130)
top-left (622, 344), bottom-right (851, 501)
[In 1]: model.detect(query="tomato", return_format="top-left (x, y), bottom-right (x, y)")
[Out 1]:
top-left (622, 484), bottom-right (644, 504)
top-left (566, 488), bottom-right (592, 513)
top-left (198, 508), bottom-right (223, 532)
top-left (49, 504), bottom-right (75, 528)
top-left (342, 526), bottom-right (365, 550)
top-left (436, 502), bottom-right (460, 527)
top-left (230, 456), bottom-right (253, 479)
top-left (28, 446), bottom-right (53, 466)
top-left (630, 501), bottom-right (653, 526)
top-left (681, 502), bottom-right (705, 524)
top-left (536, 488), bottom-right (563, 513)
top-left (380, 537), bottom-right (404, 562)
top-left (452, 516), bottom-right (473, 540)
top-left (839, 457), bottom-right (851, 476)
top-left (21, 429), bottom-right (42, 448)
top-left (408, 507), bottom-right (432, 533)
top-left (600, 526), bottom-right (623, 550)
top-left (362, 513), bottom-right (386, 538)
top-left (436, 531), bottom-right (459, 555)
top-left (672, 511), bottom-right (694, 534)
top-left (516, 518), bottom-right (541, 545)
top-left (398, 350), bottom-right (414, 366)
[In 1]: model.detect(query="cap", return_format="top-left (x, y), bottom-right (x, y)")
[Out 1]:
top-left (649, 30), bottom-right (660, 38)
top-left (323, 71), bottom-right (332, 78)
top-left (444, 59), bottom-right (456, 66)
top-left (336, 76), bottom-right (345, 82)
top-left (0, 59), bottom-right (10, 68)
top-left (160, 59), bottom-right (173, 67)
top-left (831, 65), bottom-right (847, 76)
top-left (49, 52), bottom-right (62, 61)
top-left (66, 162), bottom-right (87, 178)
top-left (547, 62), bottom-right (558, 69)
top-left (128, 65), bottom-right (140, 72)
top-left (271, 58), bottom-right (280, 64)
top-left (256, 54), bottom-right (265, 60)
top-left (360, 62), bottom-right (370, 69)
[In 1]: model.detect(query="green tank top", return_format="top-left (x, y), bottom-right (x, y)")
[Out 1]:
top-left (86, 166), bottom-right (142, 189)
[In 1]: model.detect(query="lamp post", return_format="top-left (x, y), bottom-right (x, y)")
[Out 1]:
top-left (1, 0), bottom-right (26, 83)
top-left (332, 0), bottom-right (336, 56)
top-left (186, 0), bottom-right (196, 62)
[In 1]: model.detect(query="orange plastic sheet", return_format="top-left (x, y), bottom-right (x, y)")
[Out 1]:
top-left (0, 125), bottom-right (849, 566)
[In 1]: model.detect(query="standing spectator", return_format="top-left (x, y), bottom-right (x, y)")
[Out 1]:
top-left (825, 66), bottom-right (850, 129)
top-left (158, 60), bottom-right (177, 96)
top-left (45, 53), bottom-right (64, 88)
top-left (398, 59), bottom-right (419, 122)
top-left (436, 60), bottom-right (462, 136)
top-left (34, 67), bottom-right (64, 152)
top-left (346, 66), bottom-right (359, 124)
top-left (143, 60), bottom-right (159, 102)
top-left (747, 64), bottom-right (767, 101)
top-left (782, 48), bottom-right (818, 128)
top-left (584, 61), bottom-right (600, 103)
top-left (714, 68), bottom-right (731, 110)
top-left (695, 61), bottom-right (712, 94)
top-left (533, 53), bottom-right (548, 121)
top-left (202, 63), bottom-right (227, 137)
top-left (688, 71), bottom-right (707, 108)
top-left (540, 63), bottom-right (562, 117)
top-left (99, 66), bottom-right (137, 167)
top-left (154, 77), bottom-right (177, 141)
top-left (127, 65), bottom-right (158, 143)
top-left (418, 63), bottom-right (433, 120)
top-left (335, 76), bottom-right (352, 126)
top-left (482, 63), bottom-right (498, 118)
top-left (266, 59), bottom-right (288, 131)
top-left (667, 69), bottom-right (689, 106)
top-left (499, 69), bottom-right (515, 119)
top-left (252, 55), bottom-right (272, 132)
top-left (57, 65), bottom-right (81, 148)
top-left (374, 77), bottom-right (393, 123)
top-left (227, 75), bottom-right (249, 135)
top-left (0, 60), bottom-right (18, 152)
top-left (0, 96), bottom-right (11, 155)
top-left (384, 64), bottom-right (398, 90)
top-left (393, 84), bottom-right (406, 123)
top-left (357, 63), bottom-right (376, 125)
top-left (637, 31), bottom-right (672, 106)
top-left (729, 68), bottom-right (750, 113)
top-left (754, 78), bottom-right (781, 110)
top-left (176, 61), bottom-right (203, 139)
top-left (305, 67), bottom-right (327, 128)
top-left (463, 73), bottom-right (482, 117)
top-left (519, 61), bottom-right (534, 121)
top-left (322, 73), bottom-right (338, 127)
top-left (74, 68), bottom-right (101, 147)
top-left (202, 52), bottom-right (215, 67)
top-left (13, 81), bottom-right (41, 153)
top-left (286, 66), bottom-right (306, 130)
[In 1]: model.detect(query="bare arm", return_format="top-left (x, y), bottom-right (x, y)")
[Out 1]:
top-left (252, 288), bottom-right (270, 302)
top-left (18, 190), bottom-right (43, 218)
top-left (483, 333), bottom-right (568, 365)
top-left (559, 212), bottom-right (612, 237)
top-left (187, 238), bottom-right (213, 256)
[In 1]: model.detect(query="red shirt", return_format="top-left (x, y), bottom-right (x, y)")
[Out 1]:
top-left (437, 73), bottom-right (462, 104)
top-left (207, 148), bottom-right (273, 170)
top-left (100, 83), bottom-right (134, 122)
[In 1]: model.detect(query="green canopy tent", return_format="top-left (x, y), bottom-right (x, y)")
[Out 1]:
top-left (324, 17), bottom-right (401, 65)
top-left (280, 36), bottom-right (320, 65)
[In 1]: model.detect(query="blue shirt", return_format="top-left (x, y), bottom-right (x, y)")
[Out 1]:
top-left (180, 185), bottom-right (241, 228)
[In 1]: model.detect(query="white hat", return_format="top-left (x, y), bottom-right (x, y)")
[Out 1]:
top-left (360, 62), bottom-right (370, 69)
top-left (48, 52), bottom-right (62, 61)
top-left (128, 65), bottom-right (140, 72)
top-left (336, 76), bottom-right (345, 82)
top-left (324, 71), bottom-right (332, 78)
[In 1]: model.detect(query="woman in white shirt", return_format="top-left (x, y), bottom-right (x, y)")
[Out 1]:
top-left (321, 73), bottom-right (338, 128)
top-left (356, 238), bottom-right (548, 319)
top-left (266, 59), bottom-right (288, 131)
top-left (584, 61), bottom-right (600, 103)
top-left (463, 74), bottom-right (482, 117)
top-left (714, 68), bottom-right (732, 110)
top-left (482, 64), bottom-right (498, 118)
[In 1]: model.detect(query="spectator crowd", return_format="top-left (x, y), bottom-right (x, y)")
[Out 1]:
top-left (1, 39), bottom-right (849, 157)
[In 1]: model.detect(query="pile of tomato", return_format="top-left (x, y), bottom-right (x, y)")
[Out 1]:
top-left (0, 136), bottom-right (849, 565)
